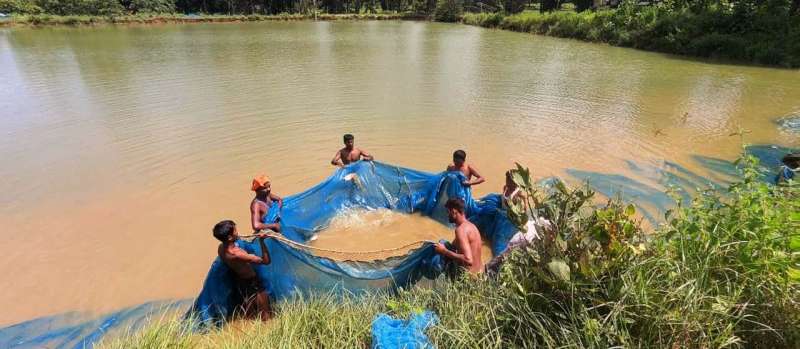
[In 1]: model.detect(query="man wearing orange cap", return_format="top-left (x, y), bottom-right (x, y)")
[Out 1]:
top-left (251, 175), bottom-right (283, 233)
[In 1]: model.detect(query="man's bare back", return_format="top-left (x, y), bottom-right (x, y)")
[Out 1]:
top-left (453, 221), bottom-right (483, 274)
top-left (434, 198), bottom-right (484, 274)
top-left (219, 244), bottom-right (259, 279)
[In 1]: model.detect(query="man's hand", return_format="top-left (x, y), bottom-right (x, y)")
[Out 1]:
top-left (434, 242), bottom-right (448, 254)
top-left (255, 232), bottom-right (269, 239)
top-left (462, 180), bottom-right (471, 187)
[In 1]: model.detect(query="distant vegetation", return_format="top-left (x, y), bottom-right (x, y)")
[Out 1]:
top-left (463, 2), bottom-right (800, 68)
top-left (102, 155), bottom-right (800, 348)
top-left (2, 0), bottom-right (799, 67)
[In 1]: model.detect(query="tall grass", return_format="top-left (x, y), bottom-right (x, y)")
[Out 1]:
top-left (101, 154), bottom-right (799, 348)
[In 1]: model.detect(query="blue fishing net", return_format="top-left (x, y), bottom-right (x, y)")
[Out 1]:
top-left (371, 311), bottom-right (438, 349)
top-left (188, 161), bottom-right (519, 327)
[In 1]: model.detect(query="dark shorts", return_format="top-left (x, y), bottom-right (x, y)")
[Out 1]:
top-left (234, 276), bottom-right (265, 302)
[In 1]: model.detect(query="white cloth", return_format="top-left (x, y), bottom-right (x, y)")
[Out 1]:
top-left (507, 217), bottom-right (550, 249)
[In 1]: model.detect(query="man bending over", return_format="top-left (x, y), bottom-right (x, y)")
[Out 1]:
top-left (447, 149), bottom-right (485, 187)
top-left (434, 198), bottom-right (484, 274)
top-left (214, 220), bottom-right (272, 321)
top-left (331, 134), bottom-right (374, 167)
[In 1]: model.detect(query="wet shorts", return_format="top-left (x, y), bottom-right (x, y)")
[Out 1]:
top-left (235, 276), bottom-right (265, 301)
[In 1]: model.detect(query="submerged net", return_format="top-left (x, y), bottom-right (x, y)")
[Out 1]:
top-left (188, 161), bottom-right (520, 326)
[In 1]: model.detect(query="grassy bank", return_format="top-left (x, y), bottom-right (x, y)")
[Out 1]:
top-left (0, 12), bottom-right (423, 27)
top-left (463, 9), bottom-right (800, 68)
top-left (101, 155), bottom-right (800, 348)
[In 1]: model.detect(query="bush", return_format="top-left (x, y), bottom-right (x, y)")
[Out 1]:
top-left (35, 0), bottom-right (124, 15)
top-left (433, 0), bottom-right (462, 22)
top-left (128, 0), bottom-right (175, 13)
top-left (0, 0), bottom-right (41, 13)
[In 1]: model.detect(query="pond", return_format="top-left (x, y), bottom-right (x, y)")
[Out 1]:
top-left (0, 20), bottom-right (798, 326)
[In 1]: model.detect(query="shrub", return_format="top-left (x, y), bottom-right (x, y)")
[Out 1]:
top-left (433, 0), bottom-right (462, 22)
top-left (128, 0), bottom-right (175, 13)
top-left (35, 0), bottom-right (124, 15)
top-left (0, 0), bottom-right (41, 13)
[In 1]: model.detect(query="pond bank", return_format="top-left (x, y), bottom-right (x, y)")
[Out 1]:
top-left (0, 13), bottom-right (424, 27)
top-left (461, 11), bottom-right (800, 68)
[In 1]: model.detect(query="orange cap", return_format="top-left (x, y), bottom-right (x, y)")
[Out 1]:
top-left (251, 175), bottom-right (270, 191)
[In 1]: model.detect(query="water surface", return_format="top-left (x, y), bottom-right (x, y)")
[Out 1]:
top-left (1, 21), bottom-right (798, 325)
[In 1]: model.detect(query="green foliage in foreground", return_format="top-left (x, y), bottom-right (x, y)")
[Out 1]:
top-left (100, 155), bottom-right (799, 348)
top-left (463, 8), bottom-right (800, 68)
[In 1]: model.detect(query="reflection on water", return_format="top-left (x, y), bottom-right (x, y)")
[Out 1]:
top-left (0, 21), bottom-right (799, 325)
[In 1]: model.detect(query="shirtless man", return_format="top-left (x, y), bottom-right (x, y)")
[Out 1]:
top-left (446, 150), bottom-right (485, 187)
top-left (433, 198), bottom-right (484, 274)
top-left (213, 220), bottom-right (272, 320)
top-left (331, 134), bottom-right (374, 167)
top-left (251, 175), bottom-right (282, 233)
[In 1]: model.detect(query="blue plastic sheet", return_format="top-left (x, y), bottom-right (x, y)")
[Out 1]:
top-left (371, 311), bottom-right (438, 349)
top-left (188, 161), bottom-right (520, 326)
top-left (0, 300), bottom-right (189, 349)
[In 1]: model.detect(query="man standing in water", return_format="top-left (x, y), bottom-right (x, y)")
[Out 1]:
top-left (213, 220), bottom-right (272, 320)
top-left (251, 175), bottom-right (282, 233)
top-left (434, 198), bottom-right (484, 274)
top-left (447, 150), bottom-right (486, 187)
top-left (331, 134), bottom-right (374, 167)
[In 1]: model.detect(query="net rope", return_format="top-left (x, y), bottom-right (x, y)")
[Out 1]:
top-left (240, 230), bottom-right (435, 261)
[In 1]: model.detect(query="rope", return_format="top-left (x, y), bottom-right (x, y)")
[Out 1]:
top-left (240, 230), bottom-right (436, 261)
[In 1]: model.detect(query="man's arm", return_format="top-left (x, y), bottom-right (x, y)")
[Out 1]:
top-left (231, 236), bottom-right (270, 265)
top-left (359, 148), bottom-right (374, 161)
top-left (270, 193), bottom-right (283, 209)
top-left (251, 202), bottom-right (281, 232)
top-left (464, 165), bottom-right (486, 186)
top-left (331, 150), bottom-right (344, 167)
top-left (434, 230), bottom-right (474, 267)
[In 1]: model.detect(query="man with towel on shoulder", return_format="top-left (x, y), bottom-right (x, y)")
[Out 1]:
top-left (251, 175), bottom-right (283, 233)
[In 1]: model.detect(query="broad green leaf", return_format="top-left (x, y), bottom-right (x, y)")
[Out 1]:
top-left (625, 204), bottom-right (636, 217)
top-left (788, 268), bottom-right (800, 282)
top-left (547, 259), bottom-right (571, 282)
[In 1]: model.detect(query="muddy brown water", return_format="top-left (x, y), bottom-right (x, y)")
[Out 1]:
top-left (0, 21), bottom-right (798, 325)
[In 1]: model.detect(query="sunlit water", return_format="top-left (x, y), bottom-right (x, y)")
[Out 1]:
top-left (0, 21), bottom-right (798, 325)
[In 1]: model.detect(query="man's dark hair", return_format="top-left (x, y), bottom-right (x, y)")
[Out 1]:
top-left (445, 198), bottom-right (465, 213)
top-left (453, 150), bottom-right (466, 162)
top-left (213, 220), bottom-right (236, 242)
top-left (783, 153), bottom-right (800, 169)
top-left (343, 134), bottom-right (354, 143)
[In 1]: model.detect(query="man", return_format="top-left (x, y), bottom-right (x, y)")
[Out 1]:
top-left (331, 134), bottom-right (374, 167)
top-left (251, 175), bottom-right (282, 233)
top-left (213, 220), bottom-right (272, 320)
top-left (446, 150), bottom-right (485, 187)
top-left (434, 198), bottom-right (484, 274)
top-left (777, 153), bottom-right (800, 183)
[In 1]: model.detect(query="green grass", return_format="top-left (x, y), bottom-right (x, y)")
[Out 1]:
top-left (101, 154), bottom-right (799, 348)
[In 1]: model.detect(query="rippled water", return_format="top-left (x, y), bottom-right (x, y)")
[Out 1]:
top-left (0, 21), bottom-right (798, 325)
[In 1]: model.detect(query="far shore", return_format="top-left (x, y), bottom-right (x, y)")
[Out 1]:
top-left (0, 13), bottom-right (428, 27)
